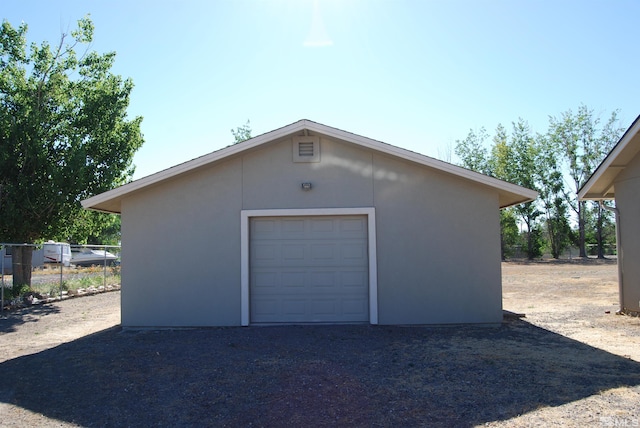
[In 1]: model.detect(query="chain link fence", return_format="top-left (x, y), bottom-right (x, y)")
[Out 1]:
top-left (1, 243), bottom-right (121, 315)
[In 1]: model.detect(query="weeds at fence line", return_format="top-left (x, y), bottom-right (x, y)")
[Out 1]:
top-left (1, 243), bottom-right (121, 315)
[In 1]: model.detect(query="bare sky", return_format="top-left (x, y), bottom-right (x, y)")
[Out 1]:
top-left (4, 0), bottom-right (638, 179)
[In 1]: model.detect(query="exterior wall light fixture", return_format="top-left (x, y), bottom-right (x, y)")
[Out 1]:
top-left (301, 182), bottom-right (312, 191)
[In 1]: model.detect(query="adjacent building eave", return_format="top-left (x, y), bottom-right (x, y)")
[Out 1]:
top-left (82, 119), bottom-right (538, 213)
top-left (579, 114), bottom-right (640, 201)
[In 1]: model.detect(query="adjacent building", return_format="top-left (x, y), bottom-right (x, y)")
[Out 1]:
top-left (579, 115), bottom-right (640, 314)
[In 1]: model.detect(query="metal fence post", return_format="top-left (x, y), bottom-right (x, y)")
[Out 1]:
top-left (103, 245), bottom-right (107, 289)
top-left (59, 243), bottom-right (63, 301)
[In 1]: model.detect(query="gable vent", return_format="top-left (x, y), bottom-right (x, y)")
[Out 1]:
top-left (298, 141), bottom-right (315, 157)
top-left (293, 136), bottom-right (320, 163)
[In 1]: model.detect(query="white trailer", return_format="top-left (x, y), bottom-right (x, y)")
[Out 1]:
top-left (42, 241), bottom-right (71, 266)
top-left (1, 241), bottom-right (71, 274)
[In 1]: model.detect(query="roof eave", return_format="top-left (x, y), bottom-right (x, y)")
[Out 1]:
top-left (82, 120), bottom-right (312, 212)
top-left (305, 120), bottom-right (538, 204)
top-left (578, 114), bottom-right (640, 201)
top-left (83, 118), bottom-right (538, 212)
top-left (499, 191), bottom-right (539, 209)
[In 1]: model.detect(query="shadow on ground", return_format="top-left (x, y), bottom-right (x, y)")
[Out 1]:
top-left (0, 304), bottom-right (61, 333)
top-left (0, 320), bottom-right (639, 427)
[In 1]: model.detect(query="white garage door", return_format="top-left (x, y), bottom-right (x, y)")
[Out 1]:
top-left (250, 215), bottom-right (369, 323)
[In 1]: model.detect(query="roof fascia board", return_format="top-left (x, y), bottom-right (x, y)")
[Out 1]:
top-left (83, 118), bottom-right (537, 209)
top-left (305, 121), bottom-right (538, 201)
top-left (578, 114), bottom-right (640, 200)
top-left (82, 120), bottom-right (309, 209)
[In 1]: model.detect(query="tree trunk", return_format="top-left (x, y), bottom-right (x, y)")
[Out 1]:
top-left (596, 203), bottom-right (605, 259)
top-left (499, 226), bottom-right (506, 261)
top-left (547, 218), bottom-right (560, 259)
top-left (526, 218), bottom-right (534, 260)
top-left (12, 246), bottom-right (33, 287)
top-left (578, 201), bottom-right (587, 258)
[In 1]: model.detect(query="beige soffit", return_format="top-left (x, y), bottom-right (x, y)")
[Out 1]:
top-left (579, 114), bottom-right (640, 201)
top-left (82, 119), bottom-right (538, 213)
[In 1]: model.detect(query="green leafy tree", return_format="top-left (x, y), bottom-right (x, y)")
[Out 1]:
top-left (456, 122), bottom-right (543, 259)
top-left (536, 134), bottom-right (571, 258)
top-left (231, 119), bottom-right (252, 144)
top-left (507, 119), bottom-right (542, 259)
top-left (59, 210), bottom-right (122, 245)
top-left (499, 208), bottom-right (520, 259)
top-left (589, 111), bottom-right (623, 258)
top-left (489, 124), bottom-right (513, 182)
top-left (548, 105), bottom-right (622, 258)
top-left (584, 202), bottom-right (616, 257)
top-left (490, 124), bottom-right (520, 259)
top-left (454, 127), bottom-right (491, 175)
top-left (0, 16), bottom-right (143, 286)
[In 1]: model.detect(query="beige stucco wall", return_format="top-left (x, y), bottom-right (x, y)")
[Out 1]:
top-left (615, 151), bottom-right (640, 312)
top-left (120, 134), bottom-right (502, 326)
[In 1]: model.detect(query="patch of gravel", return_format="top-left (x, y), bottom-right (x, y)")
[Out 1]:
top-left (0, 261), bottom-right (638, 427)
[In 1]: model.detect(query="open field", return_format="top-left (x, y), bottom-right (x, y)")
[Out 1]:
top-left (0, 260), bottom-right (638, 427)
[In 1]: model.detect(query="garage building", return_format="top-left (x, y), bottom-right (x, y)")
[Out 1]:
top-left (83, 120), bottom-right (537, 327)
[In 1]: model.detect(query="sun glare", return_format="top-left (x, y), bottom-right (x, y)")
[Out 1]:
top-left (304, 0), bottom-right (333, 47)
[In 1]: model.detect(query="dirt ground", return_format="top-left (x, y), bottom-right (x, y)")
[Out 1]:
top-left (503, 259), bottom-right (640, 362)
top-left (0, 260), bottom-right (639, 427)
top-left (495, 259), bottom-right (640, 427)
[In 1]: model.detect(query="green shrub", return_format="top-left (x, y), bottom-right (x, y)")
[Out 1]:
top-left (11, 284), bottom-right (31, 299)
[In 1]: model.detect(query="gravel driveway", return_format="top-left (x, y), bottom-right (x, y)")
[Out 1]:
top-left (0, 260), bottom-right (639, 427)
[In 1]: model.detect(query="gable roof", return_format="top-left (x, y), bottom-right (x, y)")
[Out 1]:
top-left (579, 114), bottom-right (640, 200)
top-left (82, 119), bottom-right (538, 213)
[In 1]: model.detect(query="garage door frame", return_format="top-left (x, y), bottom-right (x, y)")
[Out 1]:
top-left (241, 207), bottom-right (377, 326)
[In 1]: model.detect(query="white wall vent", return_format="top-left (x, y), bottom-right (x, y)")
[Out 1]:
top-left (293, 135), bottom-right (320, 163)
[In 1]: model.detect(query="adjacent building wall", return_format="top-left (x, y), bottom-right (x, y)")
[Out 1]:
top-left (120, 134), bottom-right (502, 327)
top-left (615, 151), bottom-right (640, 313)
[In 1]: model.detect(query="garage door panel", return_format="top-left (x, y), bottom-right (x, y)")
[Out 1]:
top-left (310, 271), bottom-right (337, 288)
top-left (250, 215), bottom-right (368, 323)
top-left (341, 270), bottom-right (368, 288)
top-left (252, 296), bottom-right (368, 323)
top-left (282, 298), bottom-right (307, 316)
top-left (281, 271), bottom-right (306, 288)
top-left (342, 298), bottom-right (368, 315)
top-left (282, 244), bottom-right (305, 261)
top-left (311, 298), bottom-right (337, 316)
top-left (252, 271), bottom-right (279, 289)
top-left (252, 243), bottom-right (279, 264)
top-left (310, 218), bottom-right (335, 233)
top-left (341, 243), bottom-right (367, 262)
top-left (253, 268), bottom-right (368, 290)
top-left (252, 219), bottom-right (277, 235)
top-left (251, 298), bottom-right (279, 317)
top-left (341, 217), bottom-right (366, 233)
top-left (281, 219), bottom-right (305, 235)
top-left (310, 243), bottom-right (336, 261)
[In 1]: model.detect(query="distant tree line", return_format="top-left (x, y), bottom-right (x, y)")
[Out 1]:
top-left (455, 105), bottom-right (624, 260)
